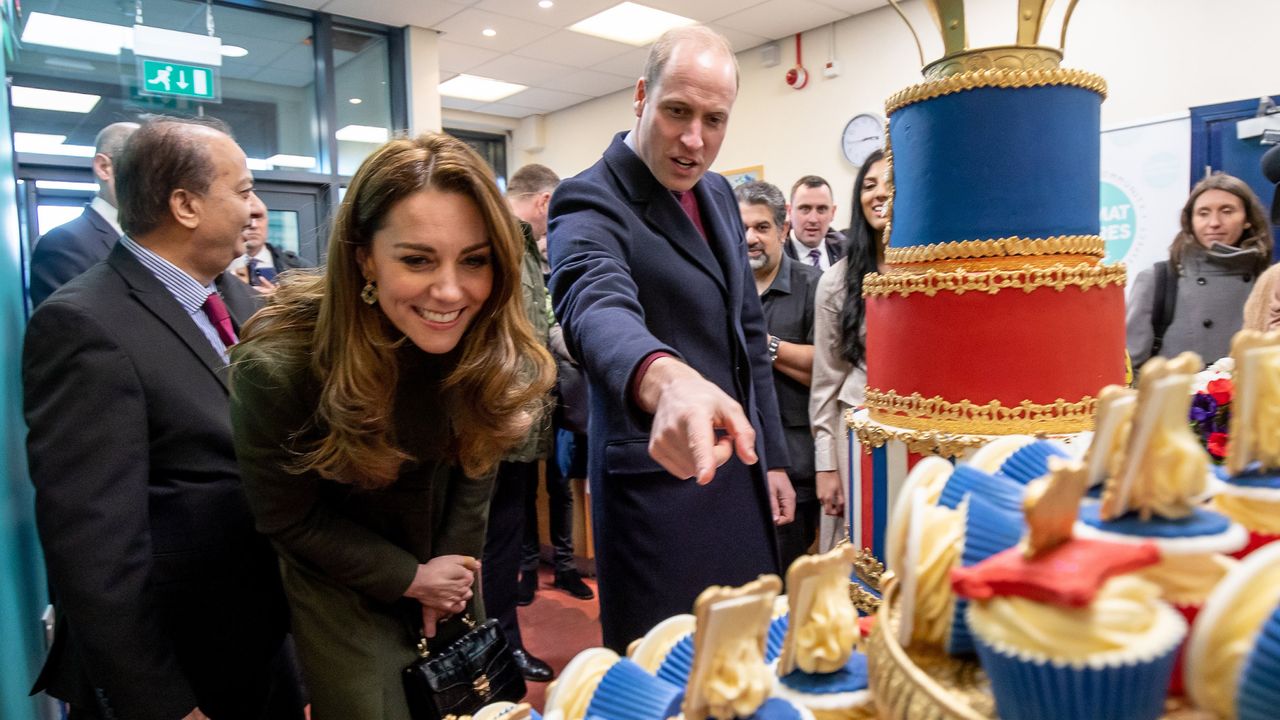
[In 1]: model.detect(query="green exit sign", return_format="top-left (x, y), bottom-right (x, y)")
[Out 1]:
top-left (137, 58), bottom-right (220, 102)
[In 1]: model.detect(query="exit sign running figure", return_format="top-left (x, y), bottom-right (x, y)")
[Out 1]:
top-left (138, 58), bottom-right (220, 102)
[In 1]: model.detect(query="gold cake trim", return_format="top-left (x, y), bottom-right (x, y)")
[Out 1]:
top-left (884, 235), bottom-right (1105, 265)
top-left (848, 410), bottom-right (993, 458)
top-left (864, 388), bottom-right (1098, 434)
top-left (862, 262), bottom-right (1126, 298)
top-left (885, 67), bottom-right (1107, 115)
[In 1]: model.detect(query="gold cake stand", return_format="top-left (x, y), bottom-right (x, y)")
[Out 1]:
top-left (862, 576), bottom-right (1213, 720)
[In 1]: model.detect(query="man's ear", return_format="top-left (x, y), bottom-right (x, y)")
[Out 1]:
top-left (170, 189), bottom-right (200, 230)
top-left (633, 78), bottom-right (646, 119)
top-left (536, 190), bottom-right (552, 216)
top-left (92, 153), bottom-right (113, 185)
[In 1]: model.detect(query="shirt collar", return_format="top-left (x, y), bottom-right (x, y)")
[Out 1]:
top-left (119, 235), bottom-right (216, 315)
top-left (89, 195), bottom-right (123, 236)
top-left (762, 252), bottom-right (795, 297)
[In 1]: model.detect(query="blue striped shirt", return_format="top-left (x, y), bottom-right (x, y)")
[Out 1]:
top-left (119, 235), bottom-right (231, 363)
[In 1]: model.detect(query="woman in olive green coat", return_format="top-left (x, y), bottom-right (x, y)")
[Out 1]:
top-left (230, 134), bottom-right (554, 719)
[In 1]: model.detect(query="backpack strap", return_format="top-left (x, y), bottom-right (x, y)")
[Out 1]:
top-left (1150, 261), bottom-right (1178, 355)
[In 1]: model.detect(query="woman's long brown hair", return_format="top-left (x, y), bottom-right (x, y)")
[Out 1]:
top-left (1169, 172), bottom-right (1273, 276)
top-left (236, 133), bottom-right (554, 487)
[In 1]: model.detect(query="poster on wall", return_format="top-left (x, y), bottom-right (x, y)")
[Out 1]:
top-left (1099, 116), bottom-right (1190, 294)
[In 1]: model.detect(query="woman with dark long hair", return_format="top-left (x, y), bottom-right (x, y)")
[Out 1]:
top-left (229, 133), bottom-right (555, 718)
top-left (1127, 172), bottom-right (1273, 367)
top-left (809, 149), bottom-right (888, 546)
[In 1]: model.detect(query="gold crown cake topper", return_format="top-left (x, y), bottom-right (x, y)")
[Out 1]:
top-left (888, 0), bottom-right (1081, 78)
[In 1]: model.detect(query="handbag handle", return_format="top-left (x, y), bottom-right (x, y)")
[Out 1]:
top-left (415, 614), bottom-right (478, 659)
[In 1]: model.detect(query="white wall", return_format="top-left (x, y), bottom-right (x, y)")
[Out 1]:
top-left (513, 0), bottom-right (1280, 230)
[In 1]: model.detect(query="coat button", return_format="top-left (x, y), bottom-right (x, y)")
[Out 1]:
top-left (1203, 319), bottom-right (1214, 328)
top-left (1244, 275), bottom-right (1253, 282)
top-left (1196, 277), bottom-right (1207, 285)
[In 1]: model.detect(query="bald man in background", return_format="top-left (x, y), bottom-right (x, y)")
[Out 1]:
top-left (28, 121), bottom-right (139, 306)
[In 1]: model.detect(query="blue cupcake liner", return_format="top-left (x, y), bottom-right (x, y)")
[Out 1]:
top-left (778, 650), bottom-right (869, 693)
top-left (972, 630), bottom-right (1179, 720)
top-left (746, 697), bottom-right (807, 720)
top-left (585, 657), bottom-right (683, 720)
top-left (938, 465), bottom-right (1024, 516)
top-left (767, 613), bottom-right (787, 662)
top-left (1237, 603), bottom-right (1280, 720)
top-left (1078, 503), bottom-right (1232, 538)
top-left (1219, 462), bottom-right (1280, 489)
top-left (997, 439), bottom-right (1071, 485)
top-left (948, 495), bottom-right (1027, 656)
top-left (655, 616), bottom-right (786, 689)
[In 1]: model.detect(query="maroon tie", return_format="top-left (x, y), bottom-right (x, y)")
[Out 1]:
top-left (202, 292), bottom-right (238, 347)
top-left (674, 190), bottom-right (707, 239)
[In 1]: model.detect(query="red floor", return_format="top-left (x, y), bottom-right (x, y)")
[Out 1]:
top-left (516, 564), bottom-right (601, 711)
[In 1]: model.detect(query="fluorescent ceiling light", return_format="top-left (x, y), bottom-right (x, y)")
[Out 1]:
top-left (568, 2), bottom-right (695, 46)
top-left (14, 132), bottom-right (95, 157)
top-left (482, 28), bottom-right (497, 37)
top-left (11, 86), bottom-right (101, 113)
top-left (335, 125), bottom-right (391, 143)
top-left (35, 180), bottom-right (100, 192)
top-left (266, 154), bottom-right (317, 169)
top-left (348, 98), bottom-right (362, 104)
top-left (22, 12), bottom-right (132, 56)
top-left (437, 74), bottom-right (526, 103)
top-left (246, 157), bottom-right (272, 171)
top-left (221, 45), bottom-right (249, 58)
top-left (539, 1), bottom-right (554, 8)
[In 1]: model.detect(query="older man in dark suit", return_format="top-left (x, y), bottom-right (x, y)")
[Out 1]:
top-left (28, 122), bottom-right (139, 307)
top-left (23, 117), bottom-right (297, 720)
top-left (548, 25), bottom-right (794, 651)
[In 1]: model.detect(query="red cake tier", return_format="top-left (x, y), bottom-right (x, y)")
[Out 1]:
top-left (864, 263), bottom-right (1126, 434)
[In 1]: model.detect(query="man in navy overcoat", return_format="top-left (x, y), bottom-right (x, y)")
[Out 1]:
top-left (548, 25), bottom-right (795, 651)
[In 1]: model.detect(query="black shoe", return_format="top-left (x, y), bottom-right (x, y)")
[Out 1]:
top-left (512, 648), bottom-right (554, 682)
top-left (517, 571), bottom-right (537, 606)
top-left (553, 570), bottom-right (595, 600)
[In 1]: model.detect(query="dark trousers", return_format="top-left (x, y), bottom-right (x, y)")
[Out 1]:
top-left (521, 434), bottom-right (575, 574)
top-left (775, 497), bottom-right (820, 576)
top-left (482, 460), bottom-right (537, 651)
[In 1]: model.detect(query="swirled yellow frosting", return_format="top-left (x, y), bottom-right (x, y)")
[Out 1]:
top-left (1213, 493), bottom-right (1280, 534)
top-left (1255, 351), bottom-right (1280, 467)
top-left (1129, 413), bottom-right (1208, 519)
top-left (967, 576), bottom-right (1165, 661)
top-left (548, 650), bottom-right (615, 720)
top-left (1197, 561), bottom-right (1280, 718)
top-left (703, 642), bottom-right (773, 719)
top-left (911, 504), bottom-right (963, 646)
top-left (1136, 553), bottom-right (1236, 606)
top-left (793, 573), bottom-right (858, 674)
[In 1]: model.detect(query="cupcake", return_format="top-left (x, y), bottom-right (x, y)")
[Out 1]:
top-left (965, 434), bottom-right (1040, 474)
top-left (1184, 541), bottom-right (1280, 720)
top-left (628, 614), bottom-right (696, 673)
top-left (584, 657), bottom-right (684, 720)
top-left (771, 546), bottom-right (873, 719)
top-left (936, 464), bottom-right (1025, 516)
top-left (885, 456), bottom-right (953, 577)
top-left (1212, 329), bottom-right (1280, 558)
top-left (656, 611), bottom-right (788, 689)
top-left (952, 459), bottom-right (1186, 720)
top-left (473, 702), bottom-right (542, 720)
top-left (542, 647), bottom-right (619, 720)
top-left (996, 437), bottom-right (1073, 486)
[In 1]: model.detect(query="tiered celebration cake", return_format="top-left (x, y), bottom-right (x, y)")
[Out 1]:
top-left (850, 0), bottom-right (1127, 556)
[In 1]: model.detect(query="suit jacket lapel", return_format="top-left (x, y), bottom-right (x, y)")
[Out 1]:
top-left (693, 177), bottom-right (743, 308)
top-left (603, 134), bottom-right (728, 294)
top-left (107, 243), bottom-right (230, 392)
top-left (83, 206), bottom-right (120, 253)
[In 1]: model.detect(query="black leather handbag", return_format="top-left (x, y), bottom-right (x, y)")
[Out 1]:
top-left (402, 617), bottom-right (527, 720)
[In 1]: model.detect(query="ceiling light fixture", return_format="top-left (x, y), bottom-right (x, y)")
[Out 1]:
top-left (482, 28), bottom-right (497, 37)
top-left (335, 125), bottom-right (391, 143)
top-left (14, 132), bottom-right (95, 157)
top-left (538, 1), bottom-right (554, 8)
top-left (266, 154), bottom-right (317, 169)
top-left (568, 2), bottom-right (695, 46)
top-left (349, 98), bottom-right (363, 104)
top-left (221, 45), bottom-right (249, 58)
top-left (437, 74), bottom-right (527, 103)
top-left (35, 180), bottom-right (100, 192)
top-left (21, 12), bottom-right (132, 56)
top-left (11, 86), bottom-right (101, 113)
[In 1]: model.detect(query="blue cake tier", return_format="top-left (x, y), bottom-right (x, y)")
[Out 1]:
top-left (887, 83), bottom-right (1101, 249)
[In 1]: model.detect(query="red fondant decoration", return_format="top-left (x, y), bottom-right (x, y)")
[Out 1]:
top-left (1231, 530), bottom-right (1280, 560)
top-left (858, 616), bottom-right (877, 638)
top-left (950, 539), bottom-right (1159, 608)
top-left (865, 282), bottom-right (1125, 412)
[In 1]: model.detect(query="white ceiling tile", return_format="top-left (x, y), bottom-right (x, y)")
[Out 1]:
top-left (539, 68), bottom-right (634, 96)
top-left (514, 30), bottom-right (635, 67)
top-left (433, 9), bottom-right (558, 53)
top-left (704, 24), bottom-right (769, 53)
top-left (442, 96), bottom-right (487, 111)
top-left (503, 86), bottom-right (592, 112)
top-left (473, 0), bottom-right (619, 26)
top-left (715, 0), bottom-right (848, 41)
top-left (812, 0), bottom-right (886, 16)
top-left (320, 0), bottom-right (469, 28)
top-left (438, 40), bottom-right (503, 74)
top-left (470, 55), bottom-right (575, 86)
top-left (471, 101), bottom-right (540, 118)
top-left (591, 47), bottom-right (649, 79)
top-left (639, 0), bottom-right (771, 23)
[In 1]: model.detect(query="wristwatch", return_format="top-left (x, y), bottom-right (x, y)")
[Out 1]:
top-left (767, 335), bottom-right (781, 363)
